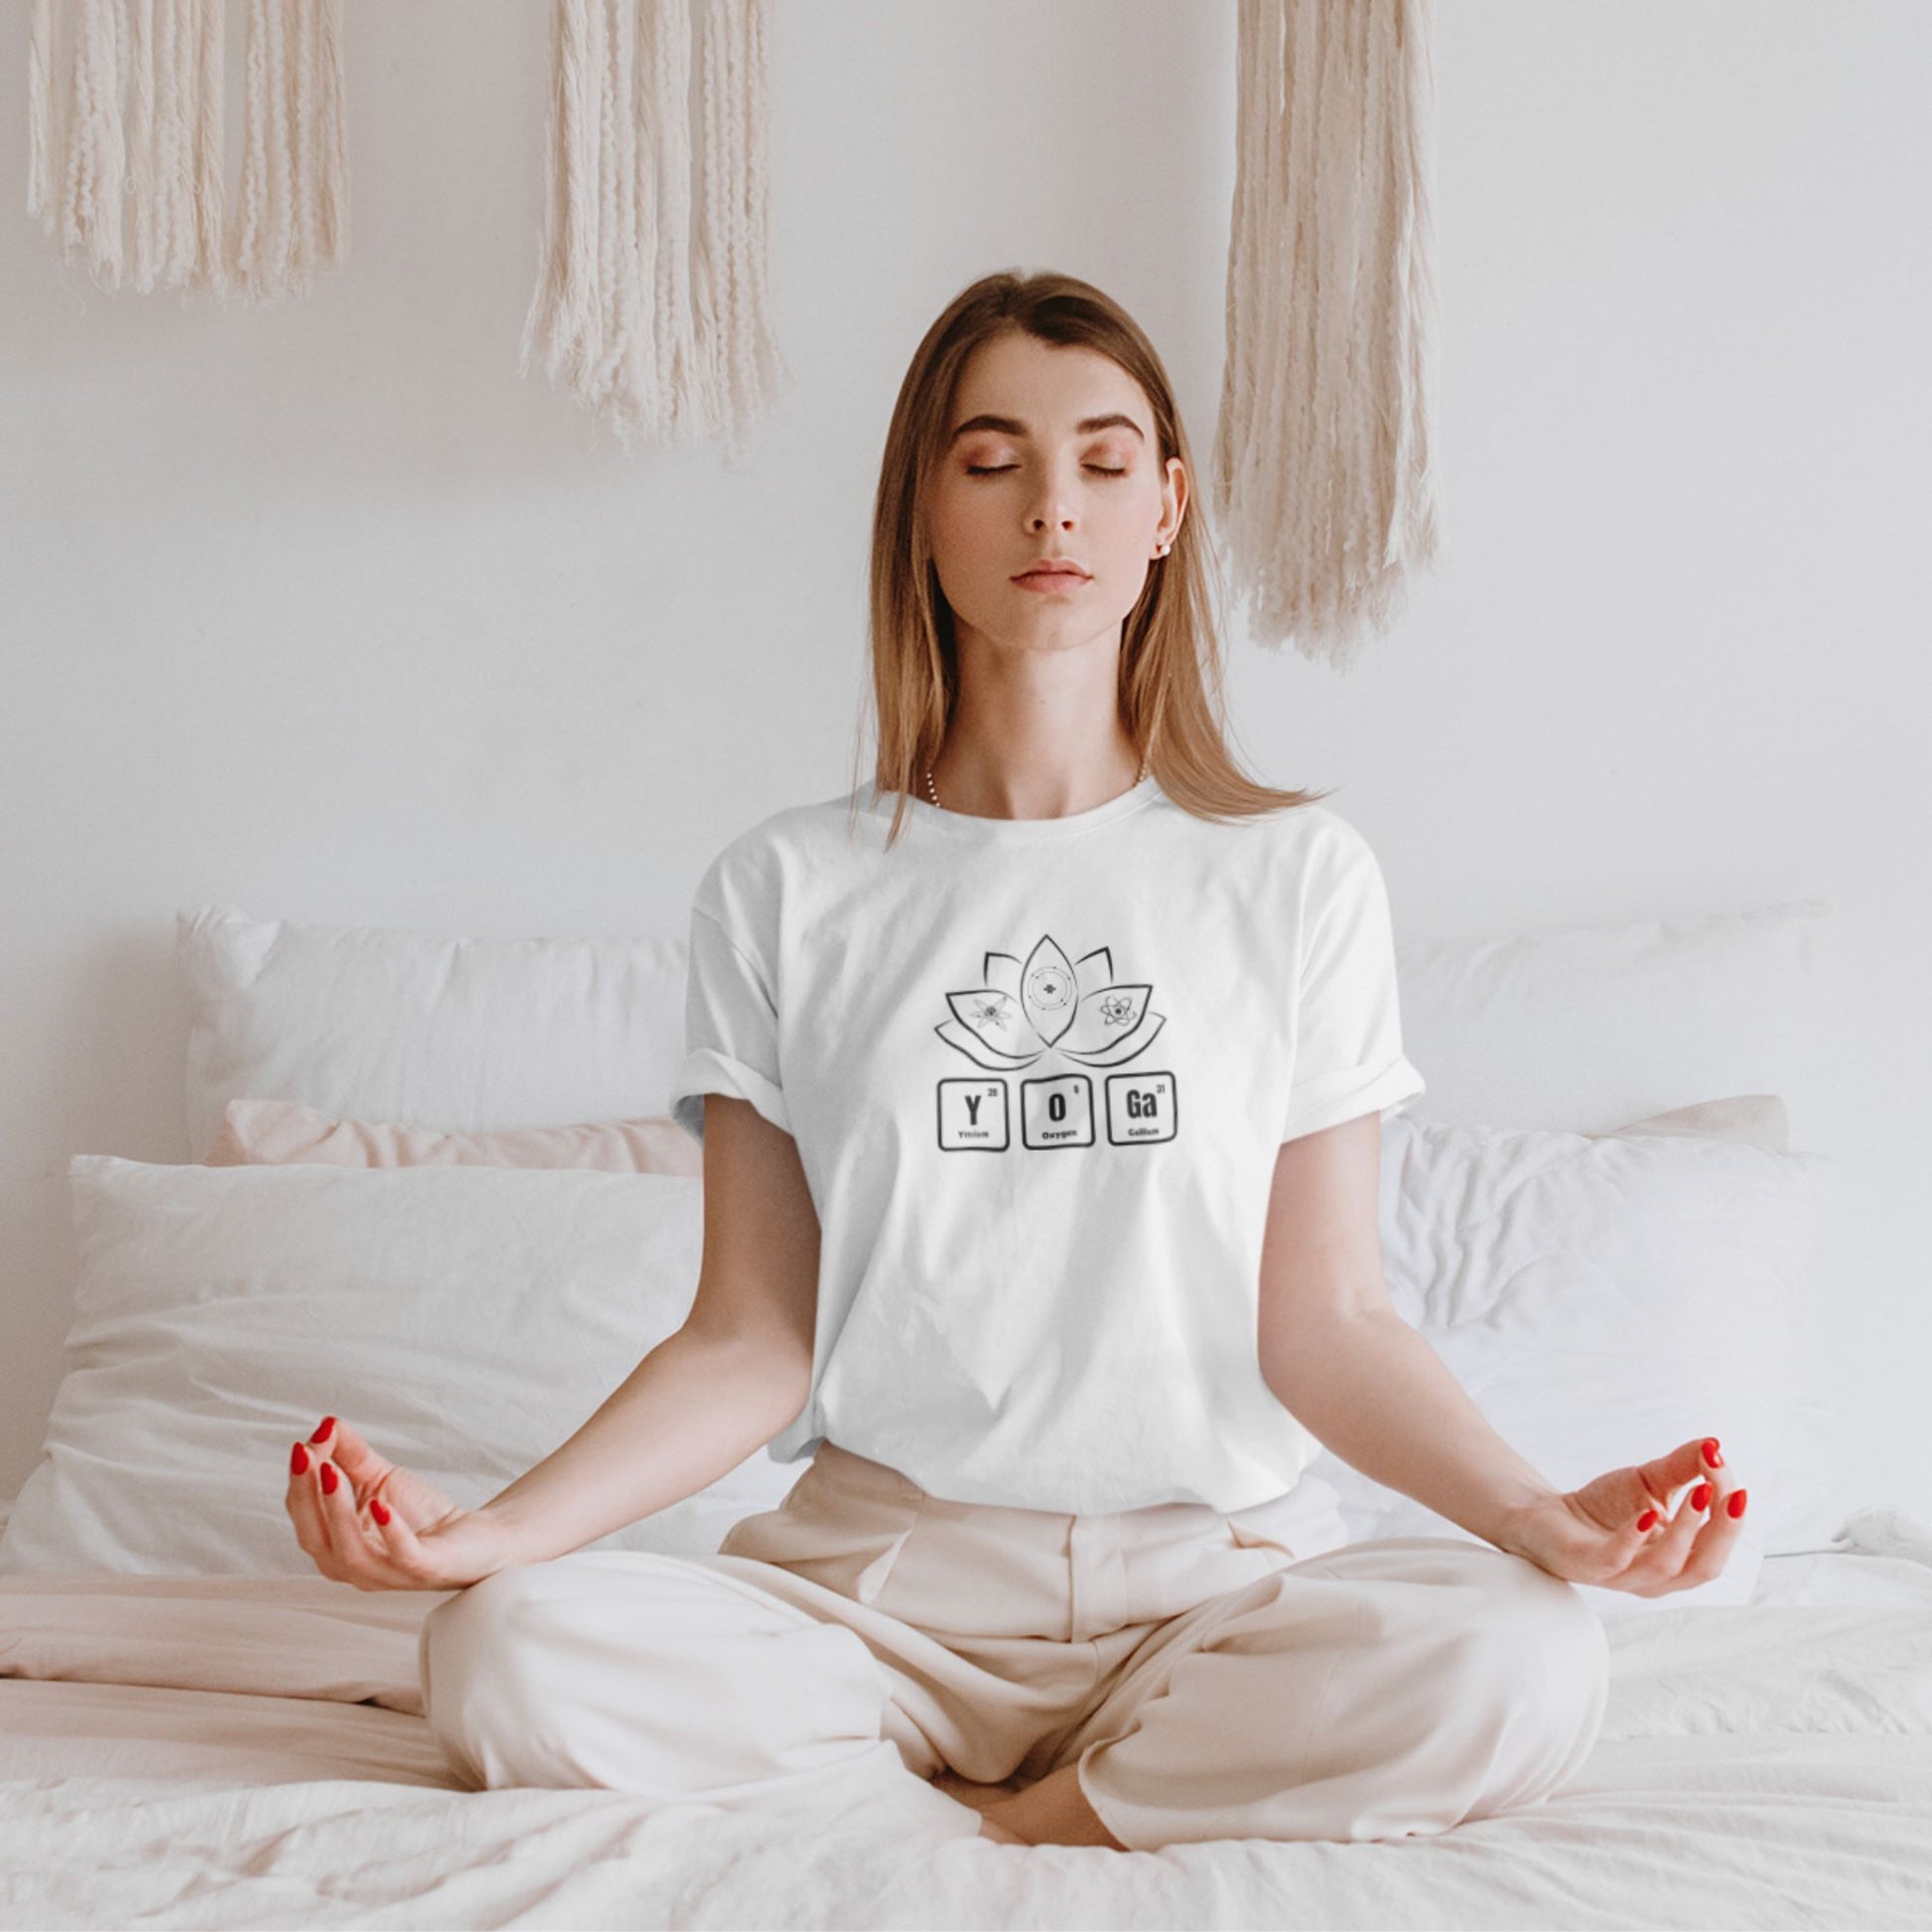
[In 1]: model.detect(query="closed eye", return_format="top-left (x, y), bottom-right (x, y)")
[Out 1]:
top-left (966, 465), bottom-right (1127, 478)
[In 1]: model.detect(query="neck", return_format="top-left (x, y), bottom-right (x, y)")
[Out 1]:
top-left (924, 746), bottom-right (1147, 820)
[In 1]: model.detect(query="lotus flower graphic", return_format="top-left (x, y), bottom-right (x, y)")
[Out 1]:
top-left (935, 933), bottom-right (1166, 1070)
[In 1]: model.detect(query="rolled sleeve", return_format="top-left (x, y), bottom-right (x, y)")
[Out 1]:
top-left (1281, 829), bottom-right (1426, 1145)
top-left (668, 903), bottom-right (790, 1144)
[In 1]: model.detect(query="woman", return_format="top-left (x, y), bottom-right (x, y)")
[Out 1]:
top-left (284, 271), bottom-right (1745, 1853)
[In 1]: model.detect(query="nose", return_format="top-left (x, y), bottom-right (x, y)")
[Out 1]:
top-left (1026, 460), bottom-right (1085, 534)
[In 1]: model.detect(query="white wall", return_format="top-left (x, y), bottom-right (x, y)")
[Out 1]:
top-left (3, 2), bottom-right (1927, 1523)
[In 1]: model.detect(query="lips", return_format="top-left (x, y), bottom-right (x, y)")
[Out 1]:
top-left (1014, 568), bottom-right (1091, 585)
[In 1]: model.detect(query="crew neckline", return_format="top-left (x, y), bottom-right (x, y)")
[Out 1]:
top-left (860, 771), bottom-right (1164, 844)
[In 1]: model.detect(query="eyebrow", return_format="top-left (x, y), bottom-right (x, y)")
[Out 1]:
top-left (947, 412), bottom-right (1146, 444)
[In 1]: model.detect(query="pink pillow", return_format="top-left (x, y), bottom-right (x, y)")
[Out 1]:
top-left (1587, 1092), bottom-right (1788, 1152)
top-left (208, 1091), bottom-right (1778, 1175)
top-left (206, 1097), bottom-right (703, 1175)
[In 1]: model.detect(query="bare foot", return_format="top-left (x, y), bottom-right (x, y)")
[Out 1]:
top-left (978, 1815), bottom-right (1030, 1846)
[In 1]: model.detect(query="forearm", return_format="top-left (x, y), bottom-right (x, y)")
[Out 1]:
top-left (1266, 1309), bottom-right (1560, 1554)
top-left (476, 1321), bottom-right (810, 1566)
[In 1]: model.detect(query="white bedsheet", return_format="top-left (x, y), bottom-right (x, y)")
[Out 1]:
top-left (0, 1552), bottom-right (1928, 1931)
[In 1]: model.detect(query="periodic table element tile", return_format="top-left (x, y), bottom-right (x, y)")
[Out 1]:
top-left (937, 1077), bottom-right (1010, 1151)
top-left (1105, 1070), bottom-right (1177, 1145)
top-left (1021, 1072), bottom-right (1095, 1150)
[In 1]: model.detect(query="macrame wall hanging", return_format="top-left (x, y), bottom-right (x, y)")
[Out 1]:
top-left (25, 0), bottom-right (1413, 508)
top-left (26, 0), bottom-right (349, 302)
top-left (520, 0), bottom-right (787, 460)
top-left (1214, 0), bottom-right (1441, 669)
top-left (23, 0), bottom-right (782, 454)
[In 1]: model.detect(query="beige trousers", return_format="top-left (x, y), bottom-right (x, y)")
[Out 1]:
top-left (419, 1441), bottom-right (1609, 1852)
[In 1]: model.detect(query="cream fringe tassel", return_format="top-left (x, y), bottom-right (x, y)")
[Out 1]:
top-left (1215, 0), bottom-right (1441, 668)
top-left (26, 0), bottom-right (347, 303)
top-left (521, 0), bottom-right (787, 459)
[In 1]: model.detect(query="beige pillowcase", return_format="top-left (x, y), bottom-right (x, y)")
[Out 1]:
top-left (206, 1096), bottom-right (703, 1175)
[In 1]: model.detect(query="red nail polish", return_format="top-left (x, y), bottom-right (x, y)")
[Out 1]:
top-left (320, 1462), bottom-right (339, 1496)
top-left (1637, 1509), bottom-right (1658, 1532)
top-left (1702, 1439), bottom-right (1723, 1468)
top-left (1692, 1483), bottom-right (1712, 1511)
top-left (1727, 1488), bottom-right (1747, 1519)
top-left (290, 1443), bottom-right (309, 1476)
top-left (312, 1417), bottom-right (337, 1445)
top-left (370, 1499), bottom-right (391, 1527)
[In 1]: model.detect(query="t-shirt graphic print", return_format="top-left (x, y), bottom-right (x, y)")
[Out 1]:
top-left (668, 773), bottom-right (1425, 1517)
top-left (936, 928), bottom-right (1174, 1152)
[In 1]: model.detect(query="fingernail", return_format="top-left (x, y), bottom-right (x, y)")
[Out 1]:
top-left (1727, 1488), bottom-right (1747, 1519)
top-left (320, 1462), bottom-right (339, 1496)
top-left (1637, 1510), bottom-right (1659, 1532)
top-left (290, 1443), bottom-right (310, 1476)
top-left (1702, 1439), bottom-right (1723, 1468)
top-left (1692, 1483), bottom-right (1712, 1511)
top-left (311, 1417), bottom-right (337, 1445)
top-left (370, 1499), bottom-right (391, 1527)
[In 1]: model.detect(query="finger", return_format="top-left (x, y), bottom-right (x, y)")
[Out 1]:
top-left (1619, 1475), bottom-right (1694, 1574)
top-left (1624, 1477), bottom-right (1674, 1547)
top-left (315, 1452), bottom-right (379, 1576)
top-left (286, 1440), bottom-right (340, 1575)
top-left (365, 1493), bottom-right (431, 1584)
top-left (315, 1417), bottom-right (391, 1494)
top-left (1686, 1461), bottom-right (1749, 1573)
top-left (1621, 1438), bottom-right (1724, 1543)
top-left (1647, 1464), bottom-right (1747, 1592)
top-left (1633, 1436), bottom-right (1723, 1516)
top-left (1651, 1473), bottom-right (1715, 1573)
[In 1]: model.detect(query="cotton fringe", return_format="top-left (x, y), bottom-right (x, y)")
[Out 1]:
top-left (521, 0), bottom-right (787, 459)
top-left (25, 0), bottom-right (348, 303)
top-left (1215, 0), bottom-right (1441, 669)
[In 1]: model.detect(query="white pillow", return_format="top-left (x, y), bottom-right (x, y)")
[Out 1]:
top-left (1397, 897), bottom-right (1829, 1136)
top-left (177, 904), bottom-right (690, 1164)
top-left (1304, 1113), bottom-right (1839, 1615)
top-left (3, 1123), bottom-right (1831, 1604)
top-left (178, 895), bottom-right (1826, 1164)
top-left (0, 1158), bottom-right (804, 1578)
top-left (1394, 895), bottom-right (1842, 1558)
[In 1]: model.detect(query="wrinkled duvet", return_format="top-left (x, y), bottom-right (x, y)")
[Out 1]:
top-left (1, 1551), bottom-right (1929, 1930)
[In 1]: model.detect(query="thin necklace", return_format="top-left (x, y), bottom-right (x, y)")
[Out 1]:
top-left (923, 756), bottom-right (1150, 812)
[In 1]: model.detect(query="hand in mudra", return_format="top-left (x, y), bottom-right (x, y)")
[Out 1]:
top-left (285, 1417), bottom-right (521, 1592)
top-left (1501, 1437), bottom-right (1745, 1596)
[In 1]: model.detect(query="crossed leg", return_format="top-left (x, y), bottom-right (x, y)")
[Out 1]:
top-left (1029, 1535), bottom-right (1610, 1851)
top-left (418, 1534), bottom-right (1607, 1855)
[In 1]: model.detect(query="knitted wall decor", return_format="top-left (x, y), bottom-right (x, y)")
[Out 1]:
top-left (25, 0), bottom-right (348, 303)
top-left (521, 0), bottom-right (787, 459)
top-left (1213, 0), bottom-right (1441, 668)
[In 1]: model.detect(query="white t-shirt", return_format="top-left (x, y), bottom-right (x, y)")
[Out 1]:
top-left (668, 773), bottom-right (1426, 1516)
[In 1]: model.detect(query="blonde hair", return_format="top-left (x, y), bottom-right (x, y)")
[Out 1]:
top-left (849, 269), bottom-right (1333, 849)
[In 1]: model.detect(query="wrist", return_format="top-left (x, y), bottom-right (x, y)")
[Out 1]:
top-left (1487, 1485), bottom-right (1566, 1561)
top-left (474, 1493), bottom-right (544, 1562)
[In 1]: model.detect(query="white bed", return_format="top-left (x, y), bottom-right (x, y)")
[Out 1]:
top-left (2, 1536), bottom-right (1929, 1929)
top-left (3, 893), bottom-right (1920, 1929)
